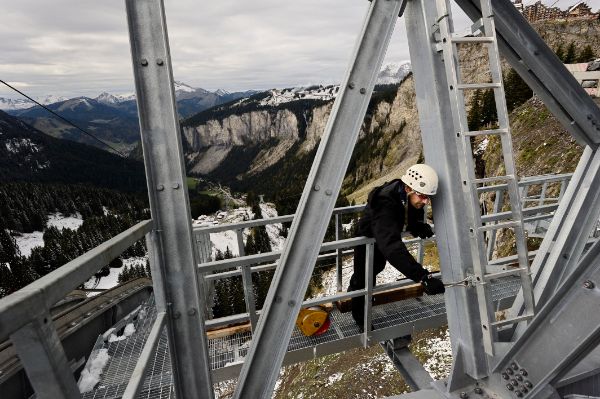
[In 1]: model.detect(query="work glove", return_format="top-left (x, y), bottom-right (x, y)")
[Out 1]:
top-left (409, 222), bottom-right (434, 239)
top-left (421, 274), bottom-right (445, 295)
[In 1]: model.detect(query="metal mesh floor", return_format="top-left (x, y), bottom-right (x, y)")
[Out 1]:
top-left (82, 277), bottom-right (522, 398)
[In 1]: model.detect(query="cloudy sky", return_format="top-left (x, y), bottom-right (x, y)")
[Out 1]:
top-left (1, 0), bottom-right (597, 99)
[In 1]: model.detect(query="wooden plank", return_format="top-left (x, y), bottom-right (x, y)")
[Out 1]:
top-left (336, 283), bottom-right (425, 313)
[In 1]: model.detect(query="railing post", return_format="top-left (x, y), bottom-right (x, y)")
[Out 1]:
top-left (236, 229), bottom-right (258, 330)
top-left (335, 213), bottom-right (344, 292)
top-left (363, 242), bottom-right (374, 348)
top-left (196, 231), bottom-right (215, 319)
top-left (534, 182), bottom-right (548, 233)
top-left (10, 314), bottom-right (80, 399)
top-left (125, 0), bottom-right (214, 396)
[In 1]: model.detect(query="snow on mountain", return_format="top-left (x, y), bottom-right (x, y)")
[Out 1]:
top-left (37, 94), bottom-right (68, 105)
top-left (95, 92), bottom-right (121, 105)
top-left (259, 85), bottom-right (340, 106)
top-left (0, 95), bottom-right (70, 111)
top-left (214, 89), bottom-right (230, 96)
top-left (174, 81), bottom-right (196, 93)
top-left (377, 61), bottom-right (412, 85)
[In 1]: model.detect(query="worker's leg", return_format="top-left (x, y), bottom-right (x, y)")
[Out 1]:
top-left (348, 244), bottom-right (386, 325)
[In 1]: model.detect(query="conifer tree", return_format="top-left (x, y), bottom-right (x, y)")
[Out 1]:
top-left (467, 89), bottom-right (482, 131)
top-left (564, 42), bottom-right (577, 64)
top-left (577, 45), bottom-right (596, 63)
top-left (555, 42), bottom-right (565, 62)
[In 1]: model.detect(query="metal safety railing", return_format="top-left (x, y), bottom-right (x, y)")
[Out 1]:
top-left (480, 173), bottom-right (573, 261)
top-left (0, 220), bottom-right (154, 399)
top-left (194, 204), bottom-right (431, 333)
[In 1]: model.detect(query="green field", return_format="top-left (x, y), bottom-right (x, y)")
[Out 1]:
top-left (186, 177), bottom-right (199, 190)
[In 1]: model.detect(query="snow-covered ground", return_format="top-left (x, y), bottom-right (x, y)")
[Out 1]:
top-left (14, 212), bottom-right (84, 257)
top-left (84, 256), bottom-right (147, 293)
top-left (194, 203), bottom-right (286, 260)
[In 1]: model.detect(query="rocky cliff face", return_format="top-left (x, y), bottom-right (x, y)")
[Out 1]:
top-left (181, 80), bottom-right (424, 198)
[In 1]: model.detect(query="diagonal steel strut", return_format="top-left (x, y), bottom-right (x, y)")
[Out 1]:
top-left (233, 1), bottom-right (406, 397)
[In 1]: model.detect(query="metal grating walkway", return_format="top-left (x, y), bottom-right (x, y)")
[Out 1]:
top-left (82, 277), bottom-right (522, 398)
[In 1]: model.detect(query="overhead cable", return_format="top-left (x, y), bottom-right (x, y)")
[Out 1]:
top-left (0, 79), bottom-right (127, 158)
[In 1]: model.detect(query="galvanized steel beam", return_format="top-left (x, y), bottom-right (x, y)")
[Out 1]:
top-left (10, 314), bottom-right (80, 399)
top-left (493, 239), bottom-right (600, 398)
top-left (455, 0), bottom-right (600, 147)
top-left (124, 0), bottom-right (214, 397)
top-left (405, 0), bottom-right (488, 382)
top-left (381, 337), bottom-right (433, 391)
top-left (233, 1), bottom-right (405, 397)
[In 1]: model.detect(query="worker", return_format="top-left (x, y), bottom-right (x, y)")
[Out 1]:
top-left (347, 163), bottom-right (445, 327)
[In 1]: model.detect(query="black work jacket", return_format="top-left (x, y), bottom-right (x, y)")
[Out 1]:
top-left (356, 180), bottom-right (429, 282)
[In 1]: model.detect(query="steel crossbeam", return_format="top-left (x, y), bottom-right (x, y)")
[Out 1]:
top-left (124, 0), bottom-right (214, 397)
top-left (233, 1), bottom-right (406, 397)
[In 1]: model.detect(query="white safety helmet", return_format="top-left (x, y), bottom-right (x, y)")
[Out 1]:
top-left (401, 164), bottom-right (439, 196)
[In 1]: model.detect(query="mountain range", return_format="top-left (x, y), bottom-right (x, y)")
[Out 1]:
top-left (0, 61), bottom-right (411, 159)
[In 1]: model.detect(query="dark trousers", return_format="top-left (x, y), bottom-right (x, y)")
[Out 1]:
top-left (347, 243), bottom-right (387, 323)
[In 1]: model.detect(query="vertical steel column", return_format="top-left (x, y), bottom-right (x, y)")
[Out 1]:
top-left (233, 1), bottom-right (405, 397)
top-left (124, 1), bottom-right (214, 397)
top-left (405, 0), bottom-right (489, 381)
top-left (10, 314), bottom-right (80, 399)
top-left (335, 213), bottom-right (344, 292)
top-left (146, 231), bottom-right (167, 312)
top-left (236, 229), bottom-right (258, 330)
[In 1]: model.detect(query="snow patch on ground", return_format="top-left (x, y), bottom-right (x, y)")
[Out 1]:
top-left (84, 256), bottom-right (147, 293)
top-left (47, 212), bottom-right (84, 230)
top-left (325, 372), bottom-right (344, 386)
top-left (259, 203), bottom-right (286, 251)
top-left (107, 322), bottom-right (136, 342)
top-left (14, 231), bottom-right (44, 257)
top-left (78, 348), bottom-right (110, 393)
top-left (422, 329), bottom-right (453, 380)
top-left (13, 212), bottom-right (84, 257)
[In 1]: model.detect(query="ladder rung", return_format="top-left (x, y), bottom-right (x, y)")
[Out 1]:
top-left (483, 268), bottom-right (528, 281)
top-left (456, 83), bottom-right (501, 90)
top-left (490, 313), bottom-right (533, 328)
top-left (463, 128), bottom-right (508, 137)
top-left (472, 175), bottom-right (514, 185)
top-left (478, 221), bottom-right (520, 232)
top-left (451, 36), bottom-right (494, 44)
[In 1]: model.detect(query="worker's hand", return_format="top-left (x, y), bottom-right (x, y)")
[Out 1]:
top-left (421, 274), bottom-right (445, 295)
top-left (410, 222), bottom-right (434, 239)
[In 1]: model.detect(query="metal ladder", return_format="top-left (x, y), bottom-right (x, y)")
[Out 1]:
top-left (434, 0), bottom-right (536, 355)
